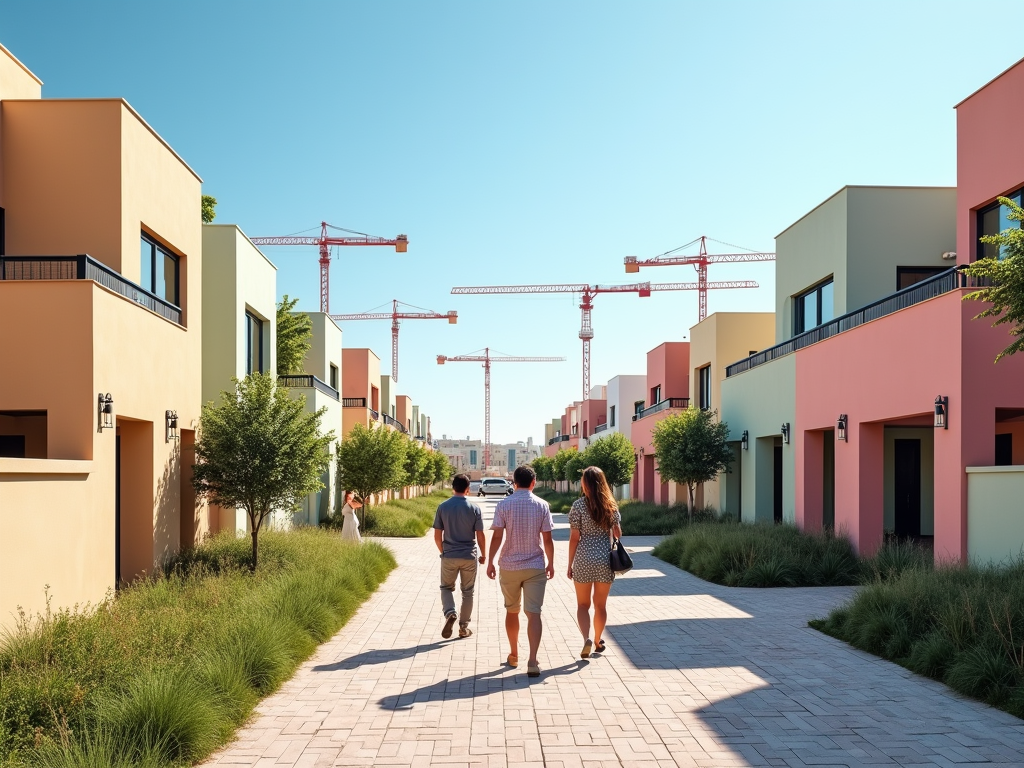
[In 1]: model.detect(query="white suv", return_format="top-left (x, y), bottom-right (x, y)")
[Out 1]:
top-left (478, 478), bottom-right (512, 496)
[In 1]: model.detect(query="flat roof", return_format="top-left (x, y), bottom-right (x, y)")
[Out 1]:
top-left (775, 185), bottom-right (955, 239)
top-left (0, 42), bottom-right (43, 85)
top-left (203, 223), bottom-right (278, 271)
top-left (955, 54), bottom-right (1024, 108)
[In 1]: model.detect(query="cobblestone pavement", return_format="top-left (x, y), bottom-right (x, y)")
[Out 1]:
top-left (202, 498), bottom-right (1024, 768)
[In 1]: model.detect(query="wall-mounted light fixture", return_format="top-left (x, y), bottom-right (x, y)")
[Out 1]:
top-left (934, 396), bottom-right (948, 430)
top-left (98, 393), bottom-right (114, 430)
top-left (741, 430), bottom-right (749, 451)
top-left (165, 410), bottom-right (179, 442)
top-left (781, 422), bottom-right (790, 445)
top-left (837, 414), bottom-right (848, 442)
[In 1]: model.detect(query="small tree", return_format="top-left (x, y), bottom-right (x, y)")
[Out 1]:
top-left (564, 449), bottom-right (587, 489)
top-left (429, 452), bottom-right (454, 487)
top-left (403, 439), bottom-right (430, 490)
top-left (531, 455), bottom-right (554, 487)
top-left (963, 196), bottom-right (1024, 361)
top-left (201, 194), bottom-right (217, 224)
top-left (551, 448), bottom-right (577, 490)
top-left (582, 432), bottom-right (635, 488)
top-left (276, 296), bottom-right (313, 375)
top-left (336, 424), bottom-right (408, 527)
top-left (651, 407), bottom-right (733, 518)
top-left (192, 373), bottom-right (333, 569)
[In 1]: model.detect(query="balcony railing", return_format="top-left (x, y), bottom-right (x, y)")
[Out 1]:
top-left (593, 422), bottom-right (609, 433)
top-left (342, 398), bottom-right (367, 408)
top-left (1, 254), bottom-right (183, 325)
top-left (369, 409), bottom-right (380, 421)
top-left (382, 413), bottom-right (408, 432)
top-left (632, 398), bottom-right (689, 421)
top-left (725, 266), bottom-right (979, 378)
top-left (547, 433), bottom-right (572, 446)
top-left (277, 375), bottom-right (339, 401)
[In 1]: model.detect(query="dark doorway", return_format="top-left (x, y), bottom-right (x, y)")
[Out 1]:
top-left (0, 435), bottom-right (26, 458)
top-left (115, 434), bottom-right (121, 587)
top-left (823, 430), bottom-right (835, 529)
top-left (894, 439), bottom-right (921, 538)
top-left (996, 433), bottom-right (1013, 466)
top-left (773, 446), bottom-right (783, 523)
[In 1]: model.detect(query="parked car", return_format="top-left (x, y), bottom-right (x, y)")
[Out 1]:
top-left (479, 478), bottom-right (512, 496)
top-left (469, 480), bottom-right (482, 495)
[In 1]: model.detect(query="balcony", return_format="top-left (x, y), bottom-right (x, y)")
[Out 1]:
top-left (632, 398), bottom-right (689, 421)
top-left (277, 375), bottom-right (339, 401)
top-left (369, 409), bottom-right (380, 421)
top-left (593, 422), bottom-right (609, 434)
top-left (1, 255), bottom-right (182, 325)
top-left (547, 433), bottom-right (571, 446)
top-left (725, 266), bottom-right (980, 377)
top-left (342, 398), bottom-right (367, 408)
top-left (382, 413), bottom-right (407, 432)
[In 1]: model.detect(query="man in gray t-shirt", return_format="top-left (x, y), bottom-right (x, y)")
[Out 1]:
top-left (432, 474), bottom-right (486, 638)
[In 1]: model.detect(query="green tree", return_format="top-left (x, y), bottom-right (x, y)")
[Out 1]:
top-left (192, 373), bottom-right (333, 569)
top-left (531, 455), bottom-right (554, 487)
top-left (429, 451), bottom-right (454, 486)
top-left (336, 424), bottom-right (408, 527)
top-left (564, 449), bottom-right (587, 487)
top-left (651, 407), bottom-right (733, 518)
top-left (582, 431), bottom-right (636, 488)
top-left (963, 196), bottom-right (1024, 361)
top-left (403, 438), bottom-right (430, 489)
top-left (201, 194), bottom-right (217, 224)
top-left (276, 296), bottom-right (313, 375)
top-left (551, 448), bottom-right (576, 488)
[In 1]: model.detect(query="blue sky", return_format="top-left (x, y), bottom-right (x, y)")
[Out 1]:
top-left (5, 2), bottom-right (1022, 445)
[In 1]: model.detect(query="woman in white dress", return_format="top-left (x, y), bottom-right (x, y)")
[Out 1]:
top-left (340, 491), bottom-right (364, 543)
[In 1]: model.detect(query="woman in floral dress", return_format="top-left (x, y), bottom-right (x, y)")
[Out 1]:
top-left (566, 466), bottom-right (622, 658)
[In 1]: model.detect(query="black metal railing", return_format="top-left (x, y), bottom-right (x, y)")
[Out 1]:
top-left (369, 409), bottom-right (380, 421)
top-left (547, 433), bottom-right (572, 446)
top-left (1, 255), bottom-right (182, 325)
top-left (593, 422), bottom-right (609, 433)
top-left (725, 266), bottom-right (977, 377)
top-left (277, 375), bottom-right (340, 401)
top-left (342, 397), bottom-right (367, 408)
top-left (382, 413), bottom-right (407, 432)
top-left (632, 398), bottom-right (689, 421)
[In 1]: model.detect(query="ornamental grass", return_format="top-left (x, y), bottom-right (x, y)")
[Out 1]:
top-left (320, 488), bottom-right (451, 537)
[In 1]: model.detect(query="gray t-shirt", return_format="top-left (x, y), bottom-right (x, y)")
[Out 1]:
top-left (432, 495), bottom-right (484, 560)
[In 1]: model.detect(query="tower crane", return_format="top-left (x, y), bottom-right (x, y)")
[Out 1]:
top-left (251, 222), bottom-right (408, 313)
top-left (625, 235), bottom-right (775, 322)
top-left (330, 300), bottom-right (457, 383)
top-left (437, 348), bottom-right (565, 470)
top-left (451, 279), bottom-right (757, 402)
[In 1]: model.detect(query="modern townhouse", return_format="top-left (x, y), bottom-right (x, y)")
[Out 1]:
top-left (0, 45), bottom-right (206, 623)
top-left (584, 374), bottom-right (646, 499)
top-left (341, 348), bottom-right (383, 434)
top-left (578, 385), bottom-right (607, 448)
top-left (544, 401), bottom-right (582, 457)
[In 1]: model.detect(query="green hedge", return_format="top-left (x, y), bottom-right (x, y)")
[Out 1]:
top-left (321, 489), bottom-right (451, 537)
top-left (812, 555), bottom-right (1024, 718)
top-left (534, 487), bottom-right (716, 536)
top-left (0, 529), bottom-right (396, 767)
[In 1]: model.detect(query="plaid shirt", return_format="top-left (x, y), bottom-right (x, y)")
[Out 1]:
top-left (492, 489), bottom-right (553, 571)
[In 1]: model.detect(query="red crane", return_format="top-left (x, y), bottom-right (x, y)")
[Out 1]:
top-left (451, 280), bottom-right (757, 402)
top-left (251, 222), bottom-right (408, 313)
top-left (437, 348), bottom-right (565, 469)
top-left (330, 300), bottom-right (458, 383)
top-left (625, 235), bottom-right (775, 322)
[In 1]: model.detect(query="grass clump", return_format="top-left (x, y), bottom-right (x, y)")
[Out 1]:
top-left (0, 528), bottom-right (396, 766)
top-left (654, 522), bottom-right (861, 587)
top-left (812, 557), bottom-right (1024, 718)
top-left (321, 488), bottom-right (451, 537)
top-left (534, 487), bottom-right (717, 535)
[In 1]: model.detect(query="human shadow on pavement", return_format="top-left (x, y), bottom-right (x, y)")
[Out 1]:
top-left (377, 660), bottom-right (589, 710)
top-left (313, 640), bottom-right (458, 671)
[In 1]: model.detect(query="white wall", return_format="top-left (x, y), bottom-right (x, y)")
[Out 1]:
top-left (605, 375), bottom-right (646, 444)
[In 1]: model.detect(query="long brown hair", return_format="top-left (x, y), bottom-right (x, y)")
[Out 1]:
top-left (580, 466), bottom-right (618, 530)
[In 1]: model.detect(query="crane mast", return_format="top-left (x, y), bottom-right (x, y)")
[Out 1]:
top-left (437, 348), bottom-right (565, 469)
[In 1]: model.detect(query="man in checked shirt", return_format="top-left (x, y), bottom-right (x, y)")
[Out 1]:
top-left (486, 465), bottom-right (555, 678)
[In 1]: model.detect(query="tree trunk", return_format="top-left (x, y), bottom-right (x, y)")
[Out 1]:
top-left (688, 483), bottom-right (695, 523)
top-left (250, 530), bottom-right (259, 571)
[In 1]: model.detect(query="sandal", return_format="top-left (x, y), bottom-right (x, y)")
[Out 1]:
top-left (595, 640), bottom-right (606, 653)
top-left (580, 639), bottom-right (593, 659)
top-left (506, 654), bottom-right (518, 668)
top-left (527, 663), bottom-right (541, 677)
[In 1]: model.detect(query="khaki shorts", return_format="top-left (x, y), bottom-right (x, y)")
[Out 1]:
top-left (499, 568), bottom-right (547, 614)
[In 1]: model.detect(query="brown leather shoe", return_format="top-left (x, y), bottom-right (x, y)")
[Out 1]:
top-left (441, 613), bottom-right (457, 639)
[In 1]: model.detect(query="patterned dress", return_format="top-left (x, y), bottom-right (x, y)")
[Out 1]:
top-left (569, 497), bottom-right (622, 584)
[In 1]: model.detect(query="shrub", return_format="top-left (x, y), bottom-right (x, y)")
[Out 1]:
top-left (322, 489), bottom-right (450, 538)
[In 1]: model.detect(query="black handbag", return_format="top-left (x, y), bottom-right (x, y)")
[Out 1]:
top-left (609, 538), bottom-right (633, 575)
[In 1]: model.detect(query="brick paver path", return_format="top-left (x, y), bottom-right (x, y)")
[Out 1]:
top-left (202, 498), bottom-right (1024, 767)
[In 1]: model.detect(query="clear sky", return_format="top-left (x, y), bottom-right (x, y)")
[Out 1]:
top-left (5, 2), bottom-right (1022, 445)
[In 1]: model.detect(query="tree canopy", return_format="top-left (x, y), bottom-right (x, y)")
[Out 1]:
top-left (403, 439), bottom-right (431, 489)
top-left (201, 194), bottom-right (217, 224)
top-left (428, 451), bottom-right (455, 486)
top-left (276, 296), bottom-right (313, 375)
top-left (531, 455), bottom-right (554, 485)
top-left (550, 448), bottom-right (576, 485)
top-left (336, 424), bottom-right (408, 519)
top-left (963, 196), bottom-right (1024, 361)
top-left (580, 431), bottom-right (636, 488)
top-left (192, 373), bottom-right (333, 568)
top-left (651, 407), bottom-right (733, 516)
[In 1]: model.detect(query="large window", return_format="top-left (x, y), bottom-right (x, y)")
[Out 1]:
top-left (245, 311), bottom-right (263, 375)
top-left (140, 233), bottom-right (179, 306)
top-left (609, 405), bottom-right (616, 427)
top-left (978, 188), bottom-right (1024, 260)
top-left (793, 278), bottom-right (834, 335)
top-left (698, 365), bottom-right (712, 410)
top-left (650, 385), bottom-right (661, 405)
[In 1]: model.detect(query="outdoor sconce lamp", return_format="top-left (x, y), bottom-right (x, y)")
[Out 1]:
top-left (781, 422), bottom-right (790, 445)
top-left (837, 414), bottom-right (848, 442)
top-left (741, 430), bottom-right (749, 451)
top-left (934, 396), bottom-right (949, 430)
top-left (98, 393), bottom-right (114, 430)
top-left (165, 410), bottom-right (179, 442)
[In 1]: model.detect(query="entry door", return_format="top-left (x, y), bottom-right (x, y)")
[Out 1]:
top-left (773, 446), bottom-right (783, 523)
top-left (115, 435), bottom-right (121, 587)
top-left (894, 439), bottom-right (921, 538)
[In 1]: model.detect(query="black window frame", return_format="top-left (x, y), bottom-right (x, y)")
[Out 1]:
top-left (609, 405), bottom-right (616, 427)
top-left (896, 266), bottom-right (948, 291)
top-left (698, 365), bottom-right (712, 410)
top-left (245, 310), bottom-right (264, 375)
top-left (633, 400), bottom-right (645, 417)
top-left (793, 277), bottom-right (834, 336)
top-left (140, 232), bottom-right (180, 307)
top-left (977, 187), bottom-right (1024, 261)
top-left (329, 364), bottom-right (339, 390)
top-left (650, 385), bottom-right (661, 405)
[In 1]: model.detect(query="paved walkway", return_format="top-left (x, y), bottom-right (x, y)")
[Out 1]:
top-left (203, 498), bottom-right (1024, 768)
